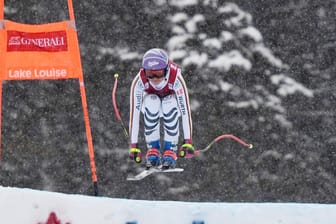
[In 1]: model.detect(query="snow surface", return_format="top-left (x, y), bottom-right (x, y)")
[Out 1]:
top-left (0, 186), bottom-right (335, 224)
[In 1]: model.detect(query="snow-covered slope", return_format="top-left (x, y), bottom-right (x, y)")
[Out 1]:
top-left (0, 186), bottom-right (335, 224)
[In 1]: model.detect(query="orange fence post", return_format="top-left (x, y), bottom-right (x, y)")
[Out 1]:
top-left (0, 80), bottom-right (2, 162)
top-left (66, 0), bottom-right (99, 196)
top-left (0, 0), bottom-right (4, 162)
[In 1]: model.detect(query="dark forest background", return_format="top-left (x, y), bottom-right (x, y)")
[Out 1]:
top-left (0, 0), bottom-right (335, 203)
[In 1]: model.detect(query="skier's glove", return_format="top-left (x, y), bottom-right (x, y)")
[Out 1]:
top-left (178, 143), bottom-right (195, 158)
top-left (129, 148), bottom-right (142, 163)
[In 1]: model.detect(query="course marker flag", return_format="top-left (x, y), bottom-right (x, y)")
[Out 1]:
top-left (0, 0), bottom-right (98, 196)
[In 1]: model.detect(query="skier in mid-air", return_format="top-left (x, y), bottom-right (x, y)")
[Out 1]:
top-left (128, 48), bottom-right (194, 169)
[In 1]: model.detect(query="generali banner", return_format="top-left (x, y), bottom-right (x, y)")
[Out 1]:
top-left (7, 30), bottom-right (68, 52)
top-left (0, 20), bottom-right (83, 81)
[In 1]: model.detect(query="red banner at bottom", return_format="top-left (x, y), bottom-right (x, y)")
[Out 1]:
top-left (37, 212), bottom-right (71, 224)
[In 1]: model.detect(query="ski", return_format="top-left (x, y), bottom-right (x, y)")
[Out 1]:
top-left (127, 167), bottom-right (184, 181)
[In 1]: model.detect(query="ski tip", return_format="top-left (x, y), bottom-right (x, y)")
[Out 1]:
top-left (162, 168), bottom-right (184, 172)
top-left (126, 176), bottom-right (138, 181)
top-left (114, 73), bottom-right (119, 78)
top-left (248, 144), bottom-right (253, 149)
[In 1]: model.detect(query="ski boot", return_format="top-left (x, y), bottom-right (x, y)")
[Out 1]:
top-left (162, 150), bottom-right (177, 169)
top-left (145, 148), bottom-right (160, 169)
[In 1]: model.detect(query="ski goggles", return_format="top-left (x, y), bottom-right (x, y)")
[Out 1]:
top-left (145, 69), bottom-right (165, 79)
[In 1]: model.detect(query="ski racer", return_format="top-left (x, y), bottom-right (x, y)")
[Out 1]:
top-left (129, 48), bottom-right (194, 169)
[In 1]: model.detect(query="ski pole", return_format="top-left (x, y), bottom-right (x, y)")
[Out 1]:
top-left (112, 74), bottom-right (142, 164)
top-left (112, 73), bottom-right (129, 138)
top-left (193, 134), bottom-right (253, 156)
